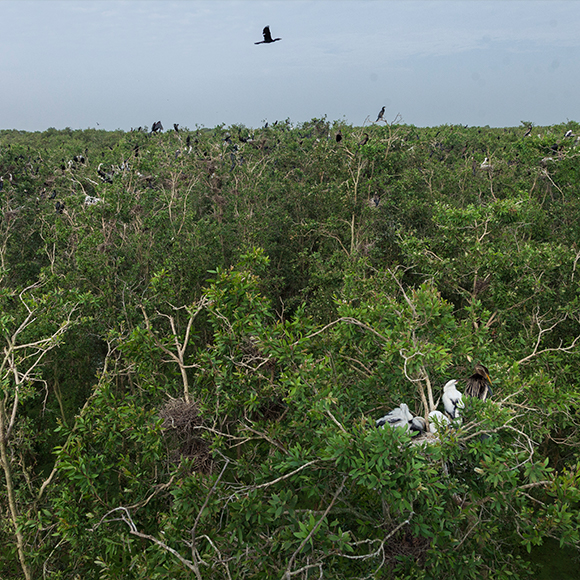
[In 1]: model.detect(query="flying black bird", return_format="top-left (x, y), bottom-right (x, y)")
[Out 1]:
top-left (255, 25), bottom-right (281, 44)
top-left (375, 106), bottom-right (385, 122)
top-left (465, 363), bottom-right (493, 401)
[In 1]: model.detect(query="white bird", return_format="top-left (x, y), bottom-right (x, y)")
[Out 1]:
top-left (428, 410), bottom-right (450, 434)
top-left (376, 404), bottom-right (427, 435)
top-left (84, 195), bottom-right (103, 206)
top-left (564, 129), bottom-right (574, 138)
top-left (376, 403), bottom-right (413, 430)
top-left (480, 157), bottom-right (492, 170)
top-left (409, 416), bottom-right (427, 434)
top-left (442, 380), bottom-right (464, 419)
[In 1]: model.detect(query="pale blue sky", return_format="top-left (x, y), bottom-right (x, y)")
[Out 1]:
top-left (1, 1), bottom-right (579, 130)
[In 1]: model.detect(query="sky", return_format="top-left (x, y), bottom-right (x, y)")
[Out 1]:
top-left (1, 0), bottom-right (579, 131)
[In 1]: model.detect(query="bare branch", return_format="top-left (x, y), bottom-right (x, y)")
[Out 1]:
top-left (92, 507), bottom-right (200, 578)
top-left (190, 460), bottom-right (229, 549)
top-left (282, 476), bottom-right (347, 579)
top-left (290, 317), bottom-right (388, 348)
top-left (237, 460), bottom-right (320, 493)
top-left (517, 310), bottom-right (580, 365)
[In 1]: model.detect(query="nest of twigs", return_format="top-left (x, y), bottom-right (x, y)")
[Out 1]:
top-left (159, 398), bottom-right (213, 474)
top-left (384, 530), bottom-right (430, 570)
top-left (252, 397), bottom-right (288, 422)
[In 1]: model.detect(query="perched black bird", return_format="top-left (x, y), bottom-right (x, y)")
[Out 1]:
top-left (375, 106), bottom-right (385, 122)
top-left (465, 363), bottom-right (493, 401)
top-left (335, 131), bottom-right (342, 143)
top-left (55, 201), bottom-right (65, 214)
top-left (358, 133), bottom-right (369, 146)
top-left (523, 125), bottom-right (532, 137)
top-left (174, 123), bottom-right (179, 132)
top-left (151, 121), bottom-right (163, 133)
top-left (255, 25), bottom-right (281, 44)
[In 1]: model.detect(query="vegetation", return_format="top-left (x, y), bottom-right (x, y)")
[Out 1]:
top-left (1, 118), bottom-right (579, 578)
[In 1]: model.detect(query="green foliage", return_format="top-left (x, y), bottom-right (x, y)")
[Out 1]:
top-left (1, 122), bottom-right (580, 578)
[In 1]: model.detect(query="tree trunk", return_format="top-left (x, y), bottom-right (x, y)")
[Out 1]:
top-left (0, 398), bottom-right (32, 580)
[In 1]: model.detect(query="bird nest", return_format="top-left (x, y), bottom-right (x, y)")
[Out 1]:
top-left (409, 432), bottom-right (441, 447)
top-left (384, 530), bottom-right (430, 569)
top-left (159, 398), bottom-right (213, 474)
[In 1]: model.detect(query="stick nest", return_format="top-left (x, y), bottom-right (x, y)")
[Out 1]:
top-left (159, 398), bottom-right (213, 474)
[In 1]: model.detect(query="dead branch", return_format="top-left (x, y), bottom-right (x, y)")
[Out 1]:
top-left (282, 476), bottom-right (348, 579)
top-left (517, 309), bottom-right (580, 365)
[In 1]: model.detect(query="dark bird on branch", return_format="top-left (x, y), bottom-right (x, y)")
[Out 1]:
top-left (375, 106), bottom-right (385, 122)
top-left (336, 131), bottom-right (342, 143)
top-left (151, 121), bottom-right (163, 133)
top-left (465, 363), bottom-right (493, 401)
top-left (523, 125), bottom-right (532, 137)
top-left (255, 25), bottom-right (281, 44)
top-left (358, 133), bottom-right (369, 146)
top-left (174, 123), bottom-right (179, 132)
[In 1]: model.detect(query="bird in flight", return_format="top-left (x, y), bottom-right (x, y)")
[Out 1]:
top-left (255, 26), bottom-right (281, 44)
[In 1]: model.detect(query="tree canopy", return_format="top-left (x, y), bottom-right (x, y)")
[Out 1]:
top-left (1, 119), bottom-right (579, 578)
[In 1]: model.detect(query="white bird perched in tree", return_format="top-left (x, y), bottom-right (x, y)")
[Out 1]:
top-left (442, 380), bottom-right (464, 419)
top-left (409, 416), bottom-right (427, 434)
top-left (480, 157), bottom-right (492, 170)
top-left (376, 404), bottom-right (426, 434)
top-left (428, 410), bottom-right (450, 433)
top-left (376, 403), bottom-right (413, 430)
